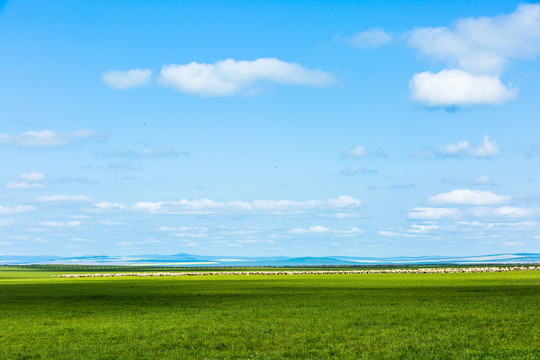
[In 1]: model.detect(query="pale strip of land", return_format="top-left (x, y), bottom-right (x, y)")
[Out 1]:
top-left (56, 265), bottom-right (540, 278)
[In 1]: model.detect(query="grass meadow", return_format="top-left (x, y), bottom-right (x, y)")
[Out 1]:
top-left (0, 267), bottom-right (538, 359)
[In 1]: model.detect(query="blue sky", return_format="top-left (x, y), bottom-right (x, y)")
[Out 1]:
top-left (1, 0), bottom-right (540, 257)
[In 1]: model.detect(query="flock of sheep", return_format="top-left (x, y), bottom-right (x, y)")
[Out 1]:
top-left (55, 265), bottom-right (540, 278)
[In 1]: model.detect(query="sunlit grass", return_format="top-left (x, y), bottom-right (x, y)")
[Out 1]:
top-left (0, 269), bottom-right (538, 359)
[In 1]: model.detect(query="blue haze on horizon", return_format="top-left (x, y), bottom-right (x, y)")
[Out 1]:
top-left (1, 0), bottom-right (540, 258)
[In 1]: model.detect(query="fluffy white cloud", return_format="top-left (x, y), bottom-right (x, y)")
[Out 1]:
top-left (0, 205), bottom-right (36, 214)
top-left (475, 175), bottom-right (491, 185)
top-left (328, 212), bottom-right (359, 219)
top-left (5, 182), bottom-right (44, 189)
top-left (158, 58), bottom-right (336, 97)
top-left (93, 202), bottom-right (127, 211)
top-left (159, 226), bottom-right (208, 232)
top-left (408, 207), bottom-right (461, 220)
top-left (0, 130), bottom-right (101, 147)
top-left (98, 220), bottom-right (124, 226)
top-left (378, 230), bottom-right (397, 237)
top-left (407, 4), bottom-right (540, 107)
top-left (494, 207), bottom-right (534, 218)
top-left (347, 145), bottom-right (367, 157)
top-left (70, 237), bottom-right (95, 243)
top-left (20, 172), bottom-right (45, 182)
top-left (408, 224), bottom-right (440, 233)
top-left (132, 196), bottom-right (361, 215)
top-left (428, 189), bottom-right (511, 206)
top-left (288, 225), bottom-right (330, 234)
top-left (458, 221), bottom-right (539, 229)
top-left (409, 205), bottom-right (534, 222)
top-left (102, 69), bottom-right (152, 89)
top-left (288, 225), bottom-right (363, 236)
top-left (438, 135), bottom-right (499, 158)
top-left (469, 206), bottom-right (535, 218)
top-left (346, 28), bottom-right (392, 48)
top-left (35, 195), bottom-right (93, 204)
top-left (377, 230), bottom-right (414, 238)
top-left (5, 172), bottom-right (46, 189)
top-left (410, 69), bottom-right (516, 107)
top-left (321, 195), bottom-right (362, 208)
top-left (407, 4), bottom-right (540, 75)
top-left (346, 145), bottom-right (386, 158)
top-left (332, 227), bottom-right (363, 237)
top-left (39, 221), bottom-right (82, 227)
top-left (378, 224), bottom-right (440, 237)
top-left (0, 219), bottom-right (14, 226)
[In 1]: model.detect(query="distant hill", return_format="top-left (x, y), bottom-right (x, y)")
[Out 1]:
top-left (1, 253), bottom-right (539, 266)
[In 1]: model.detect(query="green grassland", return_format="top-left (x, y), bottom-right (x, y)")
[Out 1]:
top-left (0, 268), bottom-right (538, 359)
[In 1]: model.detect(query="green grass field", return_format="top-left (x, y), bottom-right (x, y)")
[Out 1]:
top-left (0, 268), bottom-right (538, 359)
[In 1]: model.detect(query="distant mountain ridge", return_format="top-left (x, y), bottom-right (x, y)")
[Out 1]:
top-left (0, 253), bottom-right (539, 266)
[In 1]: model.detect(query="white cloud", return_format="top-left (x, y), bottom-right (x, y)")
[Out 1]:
top-left (70, 237), bottom-right (95, 243)
top-left (377, 230), bottom-right (414, 238)
top-left (475, 175), bottom-right (491, 185)
top-left (0, 130), bottom-right (102, 147)
top-left (35, 195), bottom-right (93, 204)
top-left (494, 206), bottom-right (534, 218)
top-left (378, 224), bottom-right (440, 238)
top-left (328, 212), bottom-right (359, 219)
top-left (502, 240), bottom-right (525, 246)
top-left (69, 214), bottom-right (91, 219)
top-left (39, 221), bottom-right (82, 227)
top-left (469, 206), bottom-right (535, 218)
top-left (332, 227), bottom-right (364, 237)
top-left (408, 224), bottom-right (440, 233)
top-left (457, 221), bottom-right (539, 230)
top-left (20, 172), bottom-right (45, 182)
top-left (377, 230), bottom-right (398, 237)
top-left (428, 189), bottom-right (511, 206)
top-left (407, 4), bottom-right (540, 107)
top-left (98, 220), bottom-right (124, 226)
top-left (407, 4), bottom-right (540, 75)
top-left (171, 232), bottom-right (208, 238)
top-left (347, 145), bottom-right (367, 157)
top-left (160, 226), bottom-right (209, 233)
top-left (132, 195), bottom-right (361, 215)
top-left (288, 225), bottom-right (330, 234)
top-left (288, 225), bottom-right (363, 236)
top-left (0, 219), bottom-right (14, 226)
top-left (346, 28), bottom-right (392, 48)
top-left (5, 172), bottom-right (47, 189)
top-left (0, 205), bottom-right (36, 214)
top-left (346, 145), bottom-right (386, 158)
top-left (410, 69), bottom-right (516, 107)
top-left (117, 238), bottom-right (162, 247)
top-left (438, 135), bottom-right (499, 158)
top-left (320, 195), bottom-right (362, 208)
top-left (93, 202), bottom-right (127, 210)
top-left (158, 58), bottom-right (336, 97)
top-left (102, 69), bottom-right (152, 89)
top-left (408, 207), bottom-right (461, 220)
top-left (5, 182), bottom-right (44, 189)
